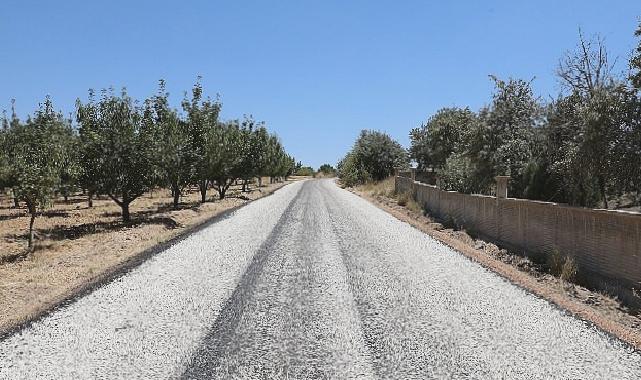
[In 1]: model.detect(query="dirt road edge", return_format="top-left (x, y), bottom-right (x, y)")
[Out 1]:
top-left (0, 182), bottom-right (294, 340)
top-left (352, 189), bottom-right (641, 352)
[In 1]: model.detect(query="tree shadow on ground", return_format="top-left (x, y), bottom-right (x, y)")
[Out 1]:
top-left (0, 212), bottom-right (27, 221)
top-left (36, 215), bottom-right (182, 241)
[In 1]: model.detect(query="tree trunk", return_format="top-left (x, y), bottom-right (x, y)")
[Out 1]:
top-left (121, 202), bottom-right (131, 223)
top-left (599, 176), bottom-right (608, 209)
top-left (218, 182), bottom-right (228, 200)
top-left (172, 182), bottom-right (180, 209)
top-left (88, 191), bottom-right (93, 208)
top-left (14, 197), bottom-right (19, 208)
top-left (258, 177), bottom-right (262, 187)
top-left (26, 201), bottom-right (36, 250)
top-left (242, 179), bottom-right (247, 192)
top-left (199, 180), bottom-right (207, 203)
top-left (28, 213), bottom-right (36, 250)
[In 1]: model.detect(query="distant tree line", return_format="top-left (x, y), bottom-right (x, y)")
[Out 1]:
top-left (0, 80), bottom-right (295, 249)
top-left (408, 27), bottom-right (641, 209)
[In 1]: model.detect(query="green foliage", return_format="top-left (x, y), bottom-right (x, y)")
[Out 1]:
top-left (5, 98), bottom-right (67, 248)
top-left (439, 153), bottom-right (476, 193)
top-left (337, 152), bottom-right (368, 187)
top-left (632, 21), bottom-right (641, 90)
top-left (468, 76), bottom-right (541, 197)
top-left (144, 80), bottom-right (191, 208)
top-left (338, 130), bottom-right (408, 186)
top-left (294, 166), bottom-right (315, 176)
top-left (409, 107), bottom-right (476, 170)
top-left (318, 164), bottom-right (336, 176)
top-left (76, 89), bottom-right (156, 222)
top-left (182, 80), bottom-right (222, 202)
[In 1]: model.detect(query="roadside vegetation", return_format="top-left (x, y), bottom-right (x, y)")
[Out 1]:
top-left (0, 80), bottom-right (295, 251)
top-left (409, 27), bottom-right (641, 210)
top-left (337, 130), bottom-right (409, 187)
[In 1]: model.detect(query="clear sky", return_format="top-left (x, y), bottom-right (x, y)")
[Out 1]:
top-left (1, 1), bottom-right (640, 168)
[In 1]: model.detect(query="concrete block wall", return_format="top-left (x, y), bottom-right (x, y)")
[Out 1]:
top-left (395, 176), bottom-right (641, 291)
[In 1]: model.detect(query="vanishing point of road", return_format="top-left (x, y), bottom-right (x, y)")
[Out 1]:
top-left (2, 179), bottom-right (640, 379)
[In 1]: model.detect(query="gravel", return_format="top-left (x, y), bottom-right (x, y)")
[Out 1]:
top-left (0, 181), bottom-right (305, 379)
top-left (2, 179), bottom-right (641, 379)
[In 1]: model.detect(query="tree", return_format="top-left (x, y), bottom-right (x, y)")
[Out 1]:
top-left (338, 130), bottom-right (408, 185)
top-left (318, 164), bottom-right (336, 176)
top-left (353, 130), bottom-right (409, 181)
top-left (6, 98), bottom-right (66, 249)
top-left (182, 80), bottom-right (221, 203)
top-left (144, 80), bottom-right (191, 208)
top-left (337, 152), bottom-right (368, 187)
top-left (234, 117), bottom-right (264, 192)
top-left (77, 89), bottom-right (155, 222)
top-left (557, 30), bottom-right (614, 98)
top-left (0, 112), bottom-right (11, 193)
top-left (76, 90), bottom-right (103, 208)
top-left (207, 120), bottom-right (243, 199)
top-left (631, 21), bottom-right (641, 90)
top-left (58, 118), bottom-right (80, 202)
top-left (409, 107), bottom-right (477, 170)
top-left (439, 153), bottom-right (477, 193)
top-left (252, 126), bottom-right (272, 186)
top-left (578, 84), bottom-right (631, 208)
top-left (553, 32), bottom-right (629, 208)
top-left (468, 76), bottom-right (541, 196)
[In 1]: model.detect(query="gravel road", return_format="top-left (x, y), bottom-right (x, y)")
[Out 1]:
top-left (2, 179), bottom-right (641, 379)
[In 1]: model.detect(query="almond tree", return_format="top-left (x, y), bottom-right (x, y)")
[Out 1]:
top-left (76, 90), bottom-right (103, 208)
top-left (182, 80), bottom-right (221, 203)
top-left (6, 98), bottom-right (66, 249)
top-left (77, 89), bottom-right (155, 222)
top-left (207, 120), bottom-right (243, 200)
top-left (144, 80), bottom-right (191, 209)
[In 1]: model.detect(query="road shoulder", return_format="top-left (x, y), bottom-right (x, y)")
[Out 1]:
top-left (350, 187), bottom-right (641, 351)
top-left (0, 181), bottom-right (296, 339)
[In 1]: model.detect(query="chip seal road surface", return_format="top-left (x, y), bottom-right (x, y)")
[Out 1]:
top-left (2, 179), bottom-right (641, 379)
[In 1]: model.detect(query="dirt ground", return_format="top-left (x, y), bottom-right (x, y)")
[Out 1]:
top-left (353, 185), bottom-right (641, 351)
top-left (0, 180), bottom-right (296, 334)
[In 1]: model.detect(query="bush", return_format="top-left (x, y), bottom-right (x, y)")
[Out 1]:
top-left (440, 153), bottom-right (476, 193)
top-left (547, 248), bottom-right (578, 283)
top-left (338, 130), bottom-right (408, 186)
top-left (294, 166), bottom-right (315, 176)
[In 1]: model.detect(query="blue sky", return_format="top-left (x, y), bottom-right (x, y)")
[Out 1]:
top-left (1, 1), bottom-right (640, 168)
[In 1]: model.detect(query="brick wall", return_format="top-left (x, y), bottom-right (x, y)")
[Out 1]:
top-left (396, 176), bottom-right (641, 294)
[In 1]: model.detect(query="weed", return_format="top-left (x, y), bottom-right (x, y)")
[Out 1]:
top-left (547, 248), bottom-right (564, 277)
top-left (547, 248), bottom-right (578, 283)
top-left (561, 257), bottom-right (578, 282)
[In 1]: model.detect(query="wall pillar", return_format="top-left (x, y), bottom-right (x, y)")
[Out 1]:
top-left (495, 176), bottom-right (510, 199)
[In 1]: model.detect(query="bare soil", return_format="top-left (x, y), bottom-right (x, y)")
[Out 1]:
top-left (0, 180), bottom-right (293, 334)
top-left (354, 187), bottom-right (641, 351)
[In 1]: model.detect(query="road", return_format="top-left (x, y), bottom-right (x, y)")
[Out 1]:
top-left (1, 179), bottom-right (641, 379)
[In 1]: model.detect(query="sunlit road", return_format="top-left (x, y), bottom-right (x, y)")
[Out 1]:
top-left (2, 179), bottom-right (641, 379)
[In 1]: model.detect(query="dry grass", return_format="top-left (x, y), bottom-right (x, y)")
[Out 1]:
top-left (358, 177), bottom-right (396, 198)
top-left (547, 248), bottom-right (578, 283)
top-left (0, 180), bottom-right (293, 333)
top-left (358, 177), bottom-right (422, 214)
